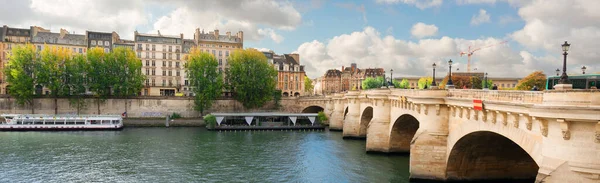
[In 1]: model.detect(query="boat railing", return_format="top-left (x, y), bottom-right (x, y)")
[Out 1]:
top-left (2, 114), bottom-right (122, 119)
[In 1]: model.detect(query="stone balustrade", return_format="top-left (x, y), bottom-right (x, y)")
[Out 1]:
top-left (447, 89), bottom-right (544, 104)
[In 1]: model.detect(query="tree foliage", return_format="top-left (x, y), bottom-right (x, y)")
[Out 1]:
top-left (516, 71), bottom-right (547, 91)
top-left (228, 49), bottom-right (278, 109)
top-left (37, 46), bottom-right (73, 114)
top-left (4, 44), bottom-right (38, 106)
top-left (440, 75), bottom-right (474, 89)
top-left (66, 54), bottom-right (89, 114)
top-left (417, 77), bottom-right (433, 89)
top-left (304, 76), bottom-right (313, 94)
top-left (362, 76), bottom-right (384, 90)
top-left (108, 47), bottom-right (145, 98)
top-left (185, 48), bottom-right (223, 115)
top-left (317, 111), bottom-right (328, 125)
top-left (398, 79), bottom-right (409, 89)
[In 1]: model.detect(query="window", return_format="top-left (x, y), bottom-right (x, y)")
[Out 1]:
top-left (104, 41), bottom-right (109, 46)
top-left (92, 40), bottom-right (96, 45)
top-left (137, 44), bottom-right (142, 50)
top-left (219, 45), bottom-right (222, 48)
top-left (79, 48), bottom-right (82, 53)
top-left (176, 46), bottom-right (179, 51)
top-left (219, 51), bottom-right (222, 56)
top-left (163, 53), bottom-right (166, 59)
top-left (169, 61), bottom-right (172, 67)
top-left (163, 61), bottom-right (166, 67)
top-left (176, 54), bottom-right (180, 60)
top-left (146, 44), bottom-right (150, 50)
top-left (176, 71), bottom-right (180, 76)
top-left (219, 59), bottom-right (222, 66)
top-left (169, 80), bottom-right (173, 86)
top-left (104, 48), bottom-right (109, 53)
top-left (168, 53), bottom-right (172, 59)
top-left (152, 60), bottom-right (155, 66)
top-left (152, 69), bottom-right (155, 75)
top-left (152, 79), bottom-right (156, 86)
top-left (37, 45), bottom-right (42, 50)
top-left (146, 52), bottom-right (149, 58)
top-left (146, 69), bottom-right (149, 75)
top-left (152, 45), bottom-right (156, 51)
top-left (501, 84), bottom-right (505, 87)
top-left (162, 80), bottom-right (166, 86)
top-left (175, 62), bottom-right (180, 68)
top-left (137, 52), bottom-right (141, 58)
top-left (152, 52), bottom-right (155, 59)
top-left (513, 84), bottom-right (516, 87)
top-left (226, 51), bottom-right (229, 56)
top-left (145, 79), bottom-right (149, 86)
top-left (169, 46), bottom-right (172, 52)
top-left (212, 50), bottom-right (216, 55)
top-left (146, 60), bottom-right (149, 66)
top-left (185, 80), bottom-right (189, 86)
top-left (168, 70), bottom-right (172, 76)
top-left (163, 70), bottom-right (166, 76)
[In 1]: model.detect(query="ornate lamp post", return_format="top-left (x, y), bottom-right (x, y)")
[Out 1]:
top-left (582, 66), bottom-right (586, 74)
top-left (483, 72), bottom-right (489, 90)
top-left (556, 68), bottom-right (560, 76)
top-left (447, 59), bottom-right (454, 89)
top-left (390, 69), bottom-right (394, 87)
top-left (431, 63), bottom-right (437, 87)
top-left (559, 41), bottom-right (570, 84)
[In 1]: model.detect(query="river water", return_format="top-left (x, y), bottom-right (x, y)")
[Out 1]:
top-left (0, 128), bottom-right (410, 182)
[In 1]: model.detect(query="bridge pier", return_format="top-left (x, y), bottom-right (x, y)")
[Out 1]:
top-left (342, 91), bottom-right (362, 139)
top-left (366, 92), bottom-right (391, 152)
top-left (328, 94), bottom-right (344, 131)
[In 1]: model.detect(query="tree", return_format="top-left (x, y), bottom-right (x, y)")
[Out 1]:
top-left (5, 44), bottom-right (38, 113)
top-left (516, 71), bottom-right (547, 91)
top-left (304, 76), bottom-right (314, 95)
top-left (37, 46), bottom-right (72, 114)
top-left (317, 111), bottom-right (328, 125)
top-left (469, 76), bottom-right (483, 89)
top-left (66, 54), bottom-right (89, 115)
top-left (391, 79), bottom-right (401, 88)
top-left (439, 75), bottom-right (472, 89)
top-left (228, 49), bottom-right (278, 109)
top-left (398, 79), bottom-right (409, 89)
top-left (417, 77), bottom-right (433, 89)
top-left (86, 47), bottom-right (111, 114)
top-left (362, 76), bottom-right (384, 89)
top-left (109, 47), bottom-right (145, 117)
top-left (482, 78), bottom-right (493, 89)
top-left (185, 48), bottom-right (223, 116)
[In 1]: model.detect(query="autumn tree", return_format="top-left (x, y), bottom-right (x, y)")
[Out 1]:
top-left (304, 76), bottom-right (314, 95)
top-left (4, 44), bottom-right (38, 113)
top-left (185, 48), bottom-right (223, 116)
top-left (398, 79), bottom-right (409, 89)
top-left (516, 71), bottom-right (547, 91)
top-left (37, 46), bottom-right (73, 114)
top-left (417, 77), bottom-right (433, 89)
top-left (439, 75), bottom-right (472, 89)
top-left (227, 49), bottom-right (278, 109)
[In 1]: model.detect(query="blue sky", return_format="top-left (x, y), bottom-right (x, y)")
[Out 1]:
top-left (2, 0), bottom-right (598, 78)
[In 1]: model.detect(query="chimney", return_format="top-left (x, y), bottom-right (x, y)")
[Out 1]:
top-left (226, 31), bottom-right (231, 39)
top-left (289, 53), bottom-right (299, 65)
top-left (237, 31), bottom-right (244, 42)
top-left (214, 29), bottom-right (219, 38)
top-left (157, 30), bottom-right (161, 36)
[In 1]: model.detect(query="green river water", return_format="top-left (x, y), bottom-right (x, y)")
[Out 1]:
top-left (0, 128), bottom-right (411, 182)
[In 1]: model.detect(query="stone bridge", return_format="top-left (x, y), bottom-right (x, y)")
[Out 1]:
top-left (293, 89), bottom-right (600, 182)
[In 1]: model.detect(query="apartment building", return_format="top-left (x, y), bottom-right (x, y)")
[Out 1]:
top-left (135, 31), bottom-right (186, 96)
top-left (193, 29), bottom-right (243, 73)
top-left (0, 25), bottom-right (33, 94)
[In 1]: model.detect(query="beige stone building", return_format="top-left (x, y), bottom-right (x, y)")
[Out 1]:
top-left (272, 53), bottom-right (305, 97)
top-left (315, 63), bottom-right (385, 95)
top-left (0, 25), bottom-right (33, 94)
top-left (31, 27), bottom-right (88, 56)
top-left (135, 31), bottom-right (185, 96)
top-left (193, 29), bottom-right (243, 74)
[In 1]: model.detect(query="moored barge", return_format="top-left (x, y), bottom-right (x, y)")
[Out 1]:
top-left (0, 114), bottom-right (123, 131)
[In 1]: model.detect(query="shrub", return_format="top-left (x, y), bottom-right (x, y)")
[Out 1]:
top-left (204, 114), bottom-right (217, 129)
top-left (317, 111), bottom-right (328, 125)
top-left (170, 112), bottom-right (182, 119)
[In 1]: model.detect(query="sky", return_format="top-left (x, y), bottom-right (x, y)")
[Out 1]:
top-left (1, 0), bottom-right (599, 78)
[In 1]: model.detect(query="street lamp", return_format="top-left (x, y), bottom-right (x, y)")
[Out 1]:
top-left (483, 72), bottom-right (489, 90)
top-left (559, 41), bottom-right (570, 84)
top-left (447, 59), bottom-right (454, 88)
top-left (556, 68), bottom-right (560, 76)
top-left (431, 63), bottom-right (437, 87)
top-left (582, 66), bottom-right (586, 74)
top-left (390, 69), bottom-right (394, 87)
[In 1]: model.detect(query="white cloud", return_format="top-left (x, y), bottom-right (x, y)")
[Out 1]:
top-left (375, 0), bottom-right (443, 10)
top-left (253, 48), bottom-right (273, 52)
top-left (296, 26), bottom-right (528, 79)
top-left (411, 22), bottom-right (438, 38)
top-left (258, 28), bottom-right (285, 43)
top-left (471, 9), bottom-right (491, 25)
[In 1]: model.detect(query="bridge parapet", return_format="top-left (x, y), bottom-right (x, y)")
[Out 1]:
top-left (448, 89), bottom-right (543, 104)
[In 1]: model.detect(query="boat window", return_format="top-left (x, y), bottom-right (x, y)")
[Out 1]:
top-left (34, 121), bottom-right (43, 125)
top-left (55, 122), bottom-right (65, 125)
top-left (5, 117), bottom-right (13, 119)
top-left (45, 121), bottom-right (55, 125)
top-left (90, 120), bottom-right (99, 124)
top-left (17, 121), bottom-right (22, 125)
top-left (76, 122), bottom-right (85, 125)
top-left (112, 120), bottom-right (120, 124)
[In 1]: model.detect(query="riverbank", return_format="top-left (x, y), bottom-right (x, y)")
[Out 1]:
top-left (123, 118), bottom-right (204, 127)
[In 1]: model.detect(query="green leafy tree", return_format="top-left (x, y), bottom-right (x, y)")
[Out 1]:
top-left (5, 44), bottom-right (38, 113)
top-left (86, 47), bottom-right (111, 114)
top-left (37, 46), bottom-right (72, 114)
top-left (317, 111), bottom-right (328, 125)
top-left (516, 71), bottom-right (547, 91)
top-left (440, 75), bottom-right (472, 89)
top-left (398, 79), bottom-right (410, 89)
top-left (390, 79), bottom-right (401, 88)
top-left (362, 76), bottom-right (384, 89)
top-left (108, 47), bottom-right (145, 117)
top-left (417, 77), bottom-right (433, 89)
top-left (482, 78), bottom-right (493, 89)
top-left (185, 48), bottom-right (223, 116)
top-left (304, 76), bottom-right (313, 95)
top-left (204, 114), bottom-right (217, 129)
top-left (66, 54), bottom-right (89, 115)
top-left (272, 90), bottom-right (282, 109)
top-left (227, 49), bottom-right (277, 109)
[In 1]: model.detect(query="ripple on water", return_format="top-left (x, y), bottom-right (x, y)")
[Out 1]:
top-left (0, 128), bottom-right (410, 182)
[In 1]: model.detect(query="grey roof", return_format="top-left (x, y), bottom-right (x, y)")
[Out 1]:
top-left (5, 27), bottom-right (30, 37)
top-left (197, 34), bottom-right (242, 43)
top-left (211, 113), bottom-right (318, 117)
top-left (32, 32), bottom-right (86, 46)
top-left (325, 69), bottom-right (342, 77)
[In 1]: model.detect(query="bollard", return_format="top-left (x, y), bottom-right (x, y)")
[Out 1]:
top-left (165, 115), bottom-right (170, 128)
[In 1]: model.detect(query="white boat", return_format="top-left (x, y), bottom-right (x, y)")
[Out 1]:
top-left (0, 114), bottom-right (123, 131)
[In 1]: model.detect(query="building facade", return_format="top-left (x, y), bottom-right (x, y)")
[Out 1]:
top-left (135, 31), bottom-right (185, 96)
top-left (316, 63), bottom-right (385, 95)
top-left (0, 25), bottom-right (33, 94)
top-left (193, 29), bottom-right (243, 74)
top-left (274, 53), bottom-right (305, 97)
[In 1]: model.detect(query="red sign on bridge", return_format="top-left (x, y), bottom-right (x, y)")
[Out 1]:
top-left (473, 99), bottom-right (483, 111)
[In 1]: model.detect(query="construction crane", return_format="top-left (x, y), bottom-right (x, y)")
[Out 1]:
top-left (459, 40), bottom-right (508, 72)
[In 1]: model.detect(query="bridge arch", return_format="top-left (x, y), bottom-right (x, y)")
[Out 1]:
top-left (388, 114), bottom-right (420, 153)
top-left (301, 105), bottom-right (324, 113)
top-left (359, 106), bottom-right (373, 137)
top-left (446, 131), bottom-right (539, 181)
